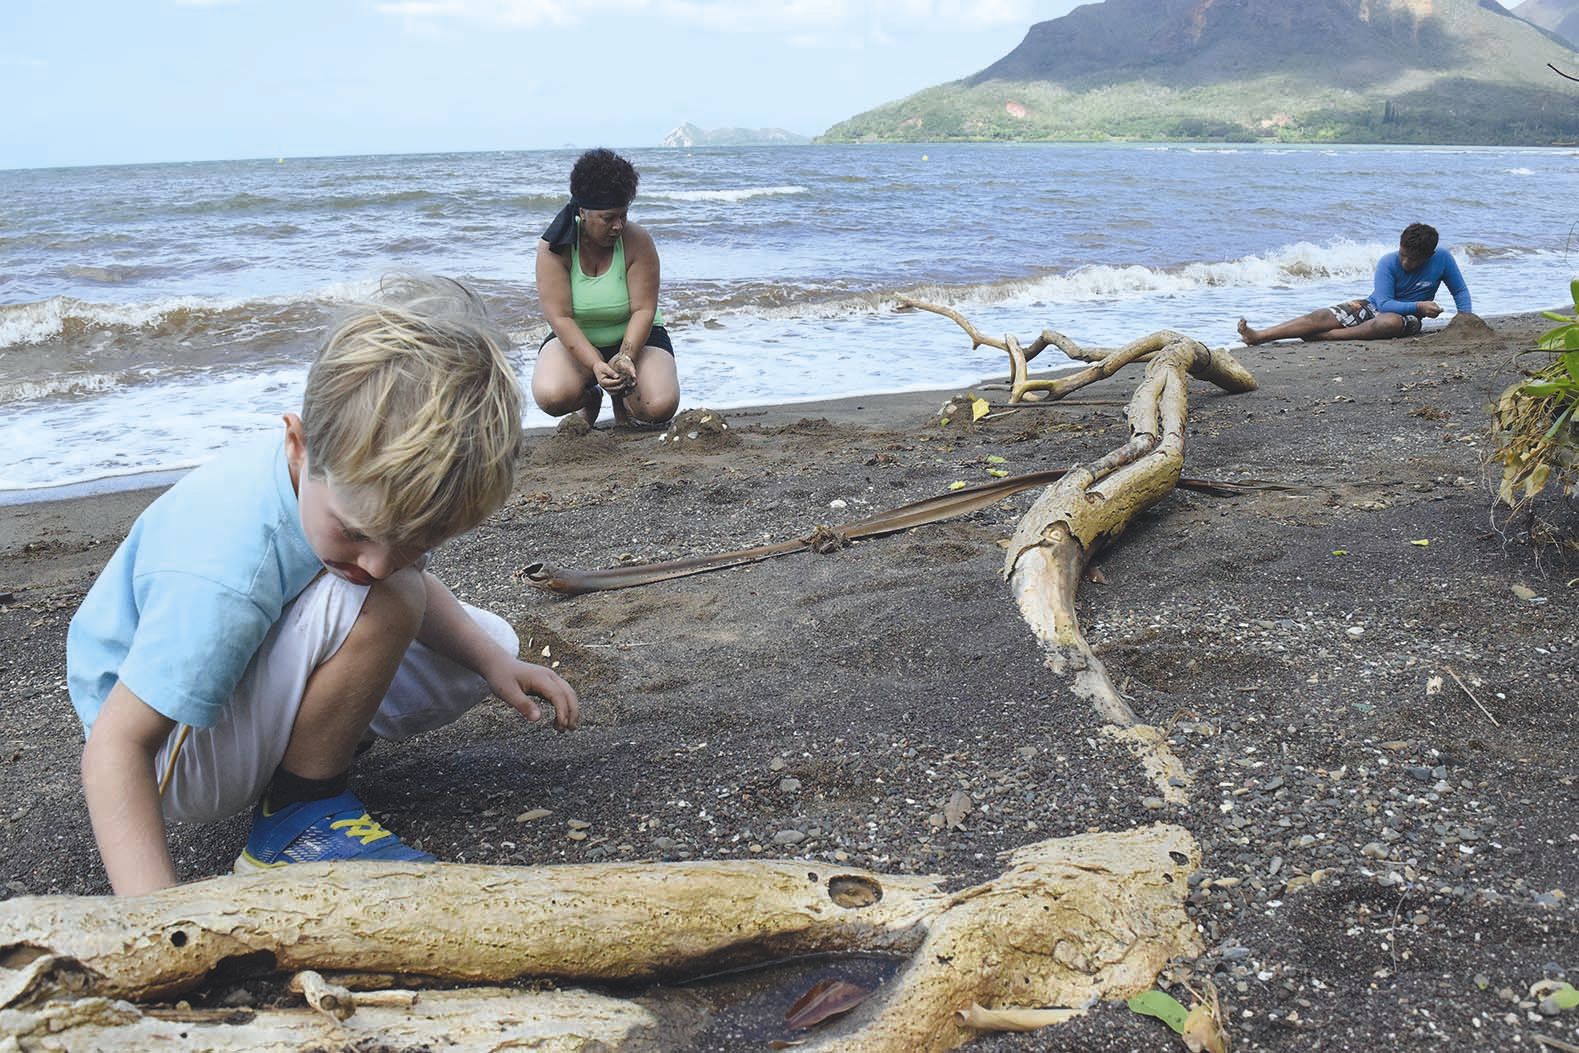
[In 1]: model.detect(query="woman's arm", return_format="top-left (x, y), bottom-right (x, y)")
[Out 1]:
top-left (82, 682), bottom-right (179, 895)
top-left (416, 572), bottom-right (580, 730)
top-left (619, 222), bottom-right (661, 359)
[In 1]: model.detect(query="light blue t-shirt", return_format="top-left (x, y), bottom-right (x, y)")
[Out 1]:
top-left (1369, 249), bottom-right (1472, 317)
top-left (67, 436), bottom-right (325, 733)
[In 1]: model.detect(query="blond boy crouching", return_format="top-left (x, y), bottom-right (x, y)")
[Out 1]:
top-left (67, 277), bottom-right (578, 896)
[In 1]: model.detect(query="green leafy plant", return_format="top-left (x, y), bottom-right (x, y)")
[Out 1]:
top-left (1490, 280), bottom-right (1579, 508)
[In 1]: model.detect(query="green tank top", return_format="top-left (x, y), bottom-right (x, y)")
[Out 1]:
top-left (569, 218), bottom-right (663, 347)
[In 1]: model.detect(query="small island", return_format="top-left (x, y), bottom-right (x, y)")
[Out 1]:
top-left (661, 122), bottom-right (811, 148)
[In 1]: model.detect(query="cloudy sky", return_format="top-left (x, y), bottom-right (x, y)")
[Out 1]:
top-left (4, 0), bottom-right (1093, 169)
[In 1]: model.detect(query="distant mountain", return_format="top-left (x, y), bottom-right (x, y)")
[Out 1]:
top-left (1512, 0), bottom-right (1579, 48)
top-left (661, 123), bottom-right (811, 147)
top-left (822, 0), bottom-right (1579, 145)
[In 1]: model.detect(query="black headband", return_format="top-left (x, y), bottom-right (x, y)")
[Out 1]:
top-left (541, 194), bottom-right (630, 254)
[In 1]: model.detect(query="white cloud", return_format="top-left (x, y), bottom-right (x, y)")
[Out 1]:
top-left (173, 0), bottom-right (245, 6)
top-left (373, 0), bottom-right (1044, 32)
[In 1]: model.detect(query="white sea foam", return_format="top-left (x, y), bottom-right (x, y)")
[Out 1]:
top-left (0, 366), bottom-right (304, 490)
top-left (1506, 167), bottom-right (1535, 176)
top-left (645, 185), bottom-right (809, 203)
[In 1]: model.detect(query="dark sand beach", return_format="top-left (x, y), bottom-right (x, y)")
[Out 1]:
top-left (1, 314), bottom-right (1574, 1051)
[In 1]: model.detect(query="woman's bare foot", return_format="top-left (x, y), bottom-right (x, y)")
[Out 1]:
top-left (610, 394), bottom-right (632, 427)
top-left (1236, 318), bottom-right (1265, 346)
top-left (579, 384), bottom-right (604, 426)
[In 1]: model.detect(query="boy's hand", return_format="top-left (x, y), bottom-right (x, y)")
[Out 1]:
top-left (490, 660), bottom-right (580, 731)
top-left (1418, 301), bottom-right (1443, 318)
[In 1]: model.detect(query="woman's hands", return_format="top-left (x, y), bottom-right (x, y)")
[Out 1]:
top-left (487, 658), bottom-right (581, 731)
top-left (595, 352), bottom-right (638, 395)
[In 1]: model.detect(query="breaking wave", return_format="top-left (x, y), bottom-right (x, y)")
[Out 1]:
top-left (645, 185), bottom-right (810, 203)
top-left (0, 280), bottom-right (382, 350)
top-left (670, 240), bottom-right (1405, 325)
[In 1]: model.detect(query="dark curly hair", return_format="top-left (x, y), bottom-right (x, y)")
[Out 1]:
top-left (570, 148), bottom-right (639, 209)
top-left (1399, 223), bottom-right (1438, 259)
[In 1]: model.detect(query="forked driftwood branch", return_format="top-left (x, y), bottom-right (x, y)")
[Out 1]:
top-left (0, 826), bottom-right (1199, 1051)
top-left (897, 297), bottom-right (1254, 405)
top-left (903, 300), bottom-right (1257, 725)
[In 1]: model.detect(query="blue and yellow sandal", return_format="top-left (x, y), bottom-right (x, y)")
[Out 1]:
top-left (234, 790), bottom-right (436, 872)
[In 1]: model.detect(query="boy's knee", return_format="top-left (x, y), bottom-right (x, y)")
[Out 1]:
top-left (362, 565), bottom-right (427, 636)
top-left (1375, 314), bottom-right (1408, 337)
top-left (478, 609), bottom-right (519, 657)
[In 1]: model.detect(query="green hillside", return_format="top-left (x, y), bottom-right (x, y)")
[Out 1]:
top-left (822, 0), bottom-right (1579, 145)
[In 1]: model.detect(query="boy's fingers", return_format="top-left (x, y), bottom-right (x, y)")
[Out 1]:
top-left (546, 685), bottom-right (580, 729)
top-left (502, 684), bottom-right (542, 721)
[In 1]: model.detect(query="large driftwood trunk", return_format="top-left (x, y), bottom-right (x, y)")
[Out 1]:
top-left (902, 304), bottom-right (1255, 811)
top-left (1004, 332), bottom-right (1255, 724)
top-left (903, 301), bottom-right (1256, 727)
top-left (1, 825), bottom-right (1199, 1052)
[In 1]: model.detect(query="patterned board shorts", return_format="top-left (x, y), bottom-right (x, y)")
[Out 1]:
top-left (1329, 300), bottom-right (1422, 335)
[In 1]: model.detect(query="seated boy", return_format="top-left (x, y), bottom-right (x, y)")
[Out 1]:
top-left (1236, 223), bottom-right (1473, 346)
top-left (67, 277), bottom-right (578, 896)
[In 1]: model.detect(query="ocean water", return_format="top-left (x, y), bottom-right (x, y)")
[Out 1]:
top-left (2, 142), bottom-right (1576, 497)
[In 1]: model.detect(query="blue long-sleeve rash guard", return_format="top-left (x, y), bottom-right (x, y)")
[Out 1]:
top-left (1369, 249), bottom-right (1472, 316)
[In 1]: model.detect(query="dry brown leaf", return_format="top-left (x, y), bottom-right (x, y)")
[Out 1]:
top-left (1181, 981), bottom-right (1229, 1053)
top-left (785, 979), bottom-right (869, 1030)
top-left (955, 1002), bottom-right (1080, 1031)
top-left (944, 791), bottom-right (972, 829)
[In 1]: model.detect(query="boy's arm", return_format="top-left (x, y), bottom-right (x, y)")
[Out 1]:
top-left (1371, 256), bottom-right (1416, 316)
top-left (1443, 255), bottom-right (1472, 313)
top-left (416, 572), bottom-right (580, 730)
top-left (81, 681), bottom-right (178, 896)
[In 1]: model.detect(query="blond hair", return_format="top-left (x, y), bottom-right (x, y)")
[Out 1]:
top-left (301, 276), bottom-right (522, 548)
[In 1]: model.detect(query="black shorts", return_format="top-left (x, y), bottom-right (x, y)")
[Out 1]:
top-left (1328, 301), bottom-right (1421, 335)
top-left (540, 324), bottom-right (675, 359)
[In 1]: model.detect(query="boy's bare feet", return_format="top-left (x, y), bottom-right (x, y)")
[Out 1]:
top-left (1236, 318), bottom-right (1265, 346)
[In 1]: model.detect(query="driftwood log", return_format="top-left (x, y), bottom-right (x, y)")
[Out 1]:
top-left (0, 825), bottom-right (1199, 1051)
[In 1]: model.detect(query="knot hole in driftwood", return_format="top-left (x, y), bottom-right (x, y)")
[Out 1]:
top-left (827, 874), bottom-right (883, 908)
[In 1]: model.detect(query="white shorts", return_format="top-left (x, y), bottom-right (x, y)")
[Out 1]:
top-left (154, 572), bottom-right (518, 824)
